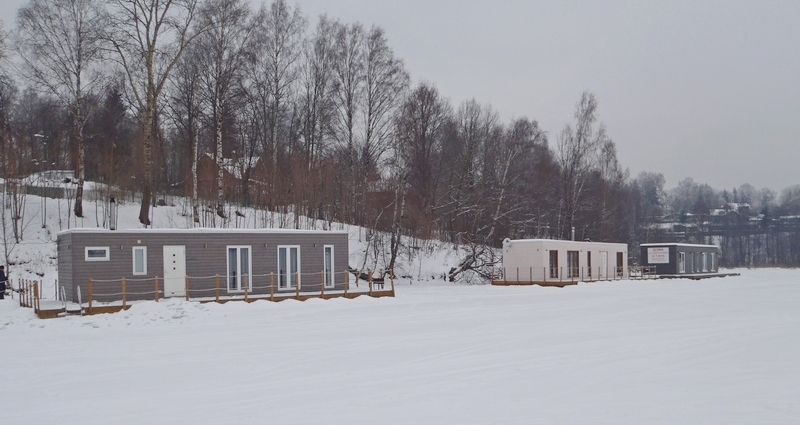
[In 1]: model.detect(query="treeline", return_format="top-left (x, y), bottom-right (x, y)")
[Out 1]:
top-left (0, 0), bottom-right (798, 273)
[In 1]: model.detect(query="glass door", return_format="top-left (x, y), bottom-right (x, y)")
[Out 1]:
top-left (227, 246), bottom-right (251, 291)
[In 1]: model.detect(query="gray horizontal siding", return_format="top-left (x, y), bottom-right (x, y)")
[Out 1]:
top-left (60, 231), bottom-right (349, 302)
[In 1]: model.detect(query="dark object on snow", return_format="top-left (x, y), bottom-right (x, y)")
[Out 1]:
top-left (348, 267), bottom-right (384, 283)
top-left (0, 265), bottom-right (6, 299)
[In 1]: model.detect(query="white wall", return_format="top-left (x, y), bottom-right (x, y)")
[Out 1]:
top-left (502, 239), bottom-right (628, 282)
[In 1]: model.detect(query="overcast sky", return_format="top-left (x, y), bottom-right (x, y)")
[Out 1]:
top-left (2, 1), bottom-right (799, 192)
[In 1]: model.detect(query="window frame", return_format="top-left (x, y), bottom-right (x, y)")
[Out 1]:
top-left (323, 245), bottom-right (335, 288)
top-left (132, 246), bottom-right (147, 275)
top-left (586, 251), bottom-right (592, 278)
top-left (85, 246), bottom-right (110, 262)
top-left (226, 245), bottom-right (252, 293)
top-left (278, 245), bottom-right (301, 289)
top-left (567, 250), bottom-right (580, 278)
top-left (679, 252), bottom-right (686, 273)
top-left (549, 250), bottom-right (559, 279)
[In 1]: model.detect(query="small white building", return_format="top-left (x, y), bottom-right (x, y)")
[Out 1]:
top-left (496, 239), bottom-right (628, 285)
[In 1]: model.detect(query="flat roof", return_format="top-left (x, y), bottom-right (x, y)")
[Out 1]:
top-left (505, 238), bottom-right (627, 246)
top-left (640, 243), bottom-right (718, 248)
top-left (58, 228), bottom-right (348, 236)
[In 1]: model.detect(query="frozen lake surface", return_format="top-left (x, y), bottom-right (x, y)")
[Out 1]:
top-left (2, 268), bottom-right (799, 424)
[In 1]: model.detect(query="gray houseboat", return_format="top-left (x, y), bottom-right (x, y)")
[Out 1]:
top-left (640, 243), bottom-right (721, 277)
top-left (57, 228), bottom-right (349, 303)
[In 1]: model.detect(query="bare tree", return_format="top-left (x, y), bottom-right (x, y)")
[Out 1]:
top-left (107, 0), bottom-right (205, 225)
top-left (356, 25), bottom-right (408, 237)
top-left (330, 21), bottom-right (364, 163)
top-left (395, 82), bottom-right (451, 237)
top-left (251, 0), bottom-right (305, 168)
top-left (556, 91), bottom-right (608, 240)
top-left (167, 45), bottom-right (203, 224)
top-left (298, 15), bottom-right (336, 168)
top-left (15, 0), bottom-right (107, 218)
top-left (195, 0), bottom-right (254, 219)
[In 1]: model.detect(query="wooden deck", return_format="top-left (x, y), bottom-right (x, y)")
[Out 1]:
top-left (491, 280), bottom-right (579, 288)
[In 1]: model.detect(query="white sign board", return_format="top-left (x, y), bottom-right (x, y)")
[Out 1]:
top-left (647, 247), bottom-right (670, 264)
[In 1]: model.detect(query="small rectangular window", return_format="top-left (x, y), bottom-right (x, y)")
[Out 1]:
top-left (85, 247), bottom-right (110, 261)
top-left (132, 246), bottom-right (147, 275)
top-left (324, 245), bottom-right (335, 288)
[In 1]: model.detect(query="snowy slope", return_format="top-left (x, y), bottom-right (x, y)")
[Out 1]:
top-left (3, 193), bottom-right (462, 299)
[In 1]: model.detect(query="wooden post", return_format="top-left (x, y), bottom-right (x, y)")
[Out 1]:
top-left (503, 268), bottom-right (507, 283)
top-left (34, 281), bottom-right (40, 313)
top-left (560, 267), bottom-right (563, 283)
top-left (391, 273), bottom-right (395, 297)
top-left (185, 276), bottom-right (190, 301)
top-left (295, 273), bottom-right (300, 299)
top-left (516, 267), bottom-right (519, 283)
top-left (270, 272), bottom-right (274, 301)
top-left (154, 276), bottom-right (159, 302)
top-left (368, 269), bottom-right (373, 296)
top-left (244, 274), bottom-right (249, 303)
top-left (529, 267), bottom-right (533, 284)
top-left (215, 274), bottom-right (220, 303)
top-left (320, 271), bottom-right (325, 297)
top-left (122, 277), bottom-right (127, 310)
top-left (88, 279), bottom-right (93, 313)
top-left (344, 271), bottom-right (348, 296)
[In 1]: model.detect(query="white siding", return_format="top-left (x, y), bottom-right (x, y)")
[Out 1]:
top-left (502, 239), bottom-right (628, 282)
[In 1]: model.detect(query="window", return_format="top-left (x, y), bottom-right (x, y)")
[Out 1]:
top-left (567, 251), bottom-right (579, 278)
top-left (227, 246), bottom-right (251, 292)
top-left (549, 251), bottom-right (559, 279)
top-left (85, 247), bottom-right (110, 261)
top-left (679, 252), bottom-right (686, 273)
top-left (132, 246), bottom-right (147, 275)
top-left (616, 252), bottom-right (624, 277)
top-left (702, 253), bottom-right (708, 272)
top-left (324, 245), bottom-right (335, 288)
top-left (711, 253), bottom-right (716, 271)
top-left (278, 246), bottom-right (301, 289)
top-left (587, 252), bottom-right (592, 278)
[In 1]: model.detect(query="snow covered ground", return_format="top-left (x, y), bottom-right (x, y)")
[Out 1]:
top-left (2, 268), bottom-right (800, 424)
top-left (2, 193), bottom-right (799, 423)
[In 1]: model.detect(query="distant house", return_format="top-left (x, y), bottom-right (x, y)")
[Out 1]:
top-left (57, 228), bottom-right (348, 303)
top-left (195, 154), bottom-right (268, 201)
top-left (495, 239), bottom-right (628, 286)
top-left (640, 243), bottom-right (720, 276)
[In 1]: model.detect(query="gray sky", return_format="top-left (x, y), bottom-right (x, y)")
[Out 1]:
top-left (2, 0), bottom-right (799, 192)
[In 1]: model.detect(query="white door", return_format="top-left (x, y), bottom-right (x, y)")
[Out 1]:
top-left (679, 252), bottom-right (686, 273)
top-left (600, 251), bottom-right (608, 279)
top-left (163, 245), bottom-right (186, 297)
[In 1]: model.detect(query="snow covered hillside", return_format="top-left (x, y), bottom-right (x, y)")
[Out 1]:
top-left (3, 193), bottom-right (799, 424)
top-left (3, 193), bottom-right (462, 299)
